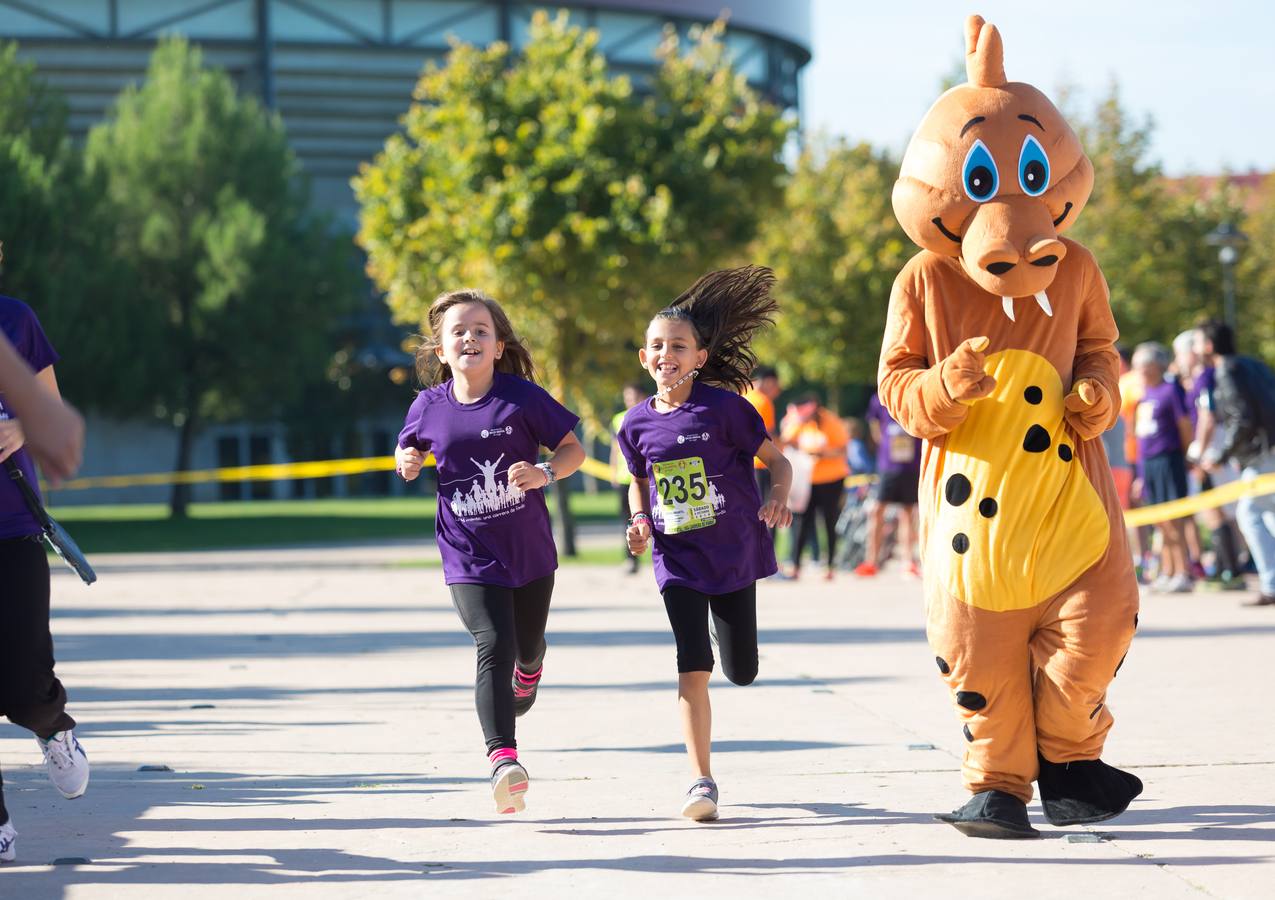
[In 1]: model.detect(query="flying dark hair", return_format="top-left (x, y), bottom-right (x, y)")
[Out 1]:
top-left (1196, 318), bottom-right (1236, 356)
top-left (417, 289), bottom-right (537, 386)
top-left (650, 265), bottom-right (779, 393)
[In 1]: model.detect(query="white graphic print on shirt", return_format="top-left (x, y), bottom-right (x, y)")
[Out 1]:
top-left (444, 453), bottom-right (527, 521)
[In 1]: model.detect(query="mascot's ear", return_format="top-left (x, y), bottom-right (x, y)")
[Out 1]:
top-left (965, 14), bottom-right (1006, 87)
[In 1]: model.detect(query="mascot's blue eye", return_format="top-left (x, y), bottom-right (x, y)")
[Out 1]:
top-left (962, 140), bottom-right (998, 202)
top-left (1018, 135), bottom-right (1050, 196)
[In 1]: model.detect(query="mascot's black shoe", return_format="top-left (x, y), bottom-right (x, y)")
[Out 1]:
top-left (1036, 754), bottom-right (1143, 826)
top-left (934, 790), bottom-right (1040, 839)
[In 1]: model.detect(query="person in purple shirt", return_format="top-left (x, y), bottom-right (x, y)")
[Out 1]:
top-left (1132, 341), bottom-right (1195, 593)
top-left (0, 294), bottom-right (91, 864)
top-left (856, 392), bottom-right (922, 579)
top-left (395, 289), bottom-right (584, 815)
top-left (619, 266), bottom-right (793, 822)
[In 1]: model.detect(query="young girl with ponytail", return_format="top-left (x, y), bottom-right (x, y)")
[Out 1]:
top-left (617, 266), bottom-right (793, 821)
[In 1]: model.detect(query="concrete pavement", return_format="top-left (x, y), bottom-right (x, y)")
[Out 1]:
top-left (1, 543), bottom-right (1273, 898)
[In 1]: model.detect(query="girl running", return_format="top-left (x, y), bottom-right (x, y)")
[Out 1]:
top-left (617, 266), bottom-right (793, 821)
top-left (395, 289), bottom-right (584, 815)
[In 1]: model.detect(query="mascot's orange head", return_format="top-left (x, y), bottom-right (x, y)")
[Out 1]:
top-left (893, 15), bottom-right (1093, 316)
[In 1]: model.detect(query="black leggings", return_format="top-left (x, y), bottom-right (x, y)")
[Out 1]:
top-left (0, 536), bottom-right (75, 826)
top-left (662, 584), bottom-right (758, 685)
top-left (449, 574), bottom-right (554, 755)
top-left (791, 480), bottom-right (844, 569)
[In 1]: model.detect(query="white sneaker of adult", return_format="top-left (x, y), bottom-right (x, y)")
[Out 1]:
top-left (0, 821), bottom-right (16, 863)
top-left (38, 730), bottom-right (90, 799)
top-left (1166, 574), bottom-right (1195, 594)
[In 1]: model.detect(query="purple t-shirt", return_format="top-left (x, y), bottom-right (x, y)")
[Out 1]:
top-left (1134, 380), bottom-right (1189, 460)
top-left (867, 393), bottom-right (920, 475)
top-left (398, 373), bottom-right (579, 588)
top-left (1189, 367), bottom-right (1216, 421)
top-left (0, 297), bottom-right (59, 540)
top-left (617, 382), bottom-right (777, 594)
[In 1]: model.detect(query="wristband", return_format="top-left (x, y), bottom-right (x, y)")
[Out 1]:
top-left (535, 461), bottom-right (556, 485)
top-left (629, 512), bottom-right (652, 526)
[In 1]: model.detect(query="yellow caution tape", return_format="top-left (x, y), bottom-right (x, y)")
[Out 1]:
top-left (1122, 472), bottom-right (1275, 528)
top-left (50, 454), bottom-right (1275, 531)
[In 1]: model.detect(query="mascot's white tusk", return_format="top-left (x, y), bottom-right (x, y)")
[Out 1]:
top-left (1034, 291), bottom-right (1053, 317)
top-left (1001, 296), bottom-right (1015, 321)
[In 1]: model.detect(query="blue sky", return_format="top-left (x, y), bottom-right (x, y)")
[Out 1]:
top-left (801, 1), bottom-right (1271, 176)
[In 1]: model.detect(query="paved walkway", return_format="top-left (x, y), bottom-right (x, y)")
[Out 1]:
top-left (2, 545), bottom-right (1273, 898)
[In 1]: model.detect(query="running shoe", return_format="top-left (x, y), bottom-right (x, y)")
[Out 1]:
top-left (680, 777), bottom-right (719, 821)
top-left (903, 560), bottom-right (922, 579)
top-left (513, 659), bottom-right (543, 718)
top-left (38, 730), bottom-right (89, 799)
top-left (1165, 574), bottom-right (1194, 594)
top-left (491, 760), bottom-right (529, 814)
top-left (853, 561), bottom-right (878, 577)
top-left (0, 821), bottom-right (15, 863)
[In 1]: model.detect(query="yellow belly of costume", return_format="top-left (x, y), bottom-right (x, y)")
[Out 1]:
top-left (928, 349), bottom-right (1108, 612)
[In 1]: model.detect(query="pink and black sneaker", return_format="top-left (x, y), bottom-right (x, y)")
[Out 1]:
top-left (513, 659), bottom-right (544, 717)
top-left (489, 749), bottom-right (529, 814)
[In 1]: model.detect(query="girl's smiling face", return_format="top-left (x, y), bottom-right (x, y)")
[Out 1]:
top-left (639, 317), bottom-right (707, 392)
top-left (436, 302), bottom-right (503, 376)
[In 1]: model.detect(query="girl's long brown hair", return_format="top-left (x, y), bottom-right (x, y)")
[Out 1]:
top-left (653, 265), bottom-right (779, 392)
top-left (416, 289), bottom-right (536, 386)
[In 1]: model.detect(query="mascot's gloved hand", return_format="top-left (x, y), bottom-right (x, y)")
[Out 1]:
top-left (1063, 379), bottom-right (1114, 441)
top-left (941, 336), bottom-right (997, 404)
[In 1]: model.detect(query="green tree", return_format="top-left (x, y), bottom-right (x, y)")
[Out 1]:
top-left (85, 37), bottom-right (357, 517)
top-left (1067, 84), bottom-right (1243, 346)
top-left (753, 139), bottom-right (911, 409)
top-left (1239, 177), bottom-right (1275, 362)
top-left (355, 12), bottom-right (790, 416)
top-left (355, 12), bottom-right (790, 550)
top-left (0, 42), bottom-right (118, 388)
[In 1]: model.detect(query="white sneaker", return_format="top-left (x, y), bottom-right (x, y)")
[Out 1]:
top-left (0, 821), bottom-right (16, 863)
top-left (38, 730), bottom-right (90, 799)
top-left (1166, 574), bottom-right (1195, 594)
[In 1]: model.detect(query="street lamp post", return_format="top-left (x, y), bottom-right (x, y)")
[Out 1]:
top-left (1206, 222), bottom-right (1248, 328)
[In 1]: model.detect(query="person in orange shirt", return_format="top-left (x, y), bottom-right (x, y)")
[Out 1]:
top-left (1117, 346), bottom-right (1153, 579)
top-left (781, 393), bottom-right (849, 580)
top-left (743, 366), bottom-right (781, 541)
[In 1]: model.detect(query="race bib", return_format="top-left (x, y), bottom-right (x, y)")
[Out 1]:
top-left (652, 457), bottom-right (716, 534)
top-left (887, 428), bottom-right (916, 464)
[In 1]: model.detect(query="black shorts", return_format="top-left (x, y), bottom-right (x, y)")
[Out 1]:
top-left (1142, 451), bottom-right (1188, 507)
top-left (877, 468), bottom-right (919, 505)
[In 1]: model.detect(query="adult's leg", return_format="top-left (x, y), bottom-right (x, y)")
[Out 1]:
top-left (663, 586), bottom-right (714, 778)
top-left (809, 482), bottom-right (843, 572)
top-left (450, 583), bottom-right (518, 754)
top-left (1236, 454), bottom-right (1275, 596)
top-left (900, 504), bottom-right (919, 564)
top-left (927, 591), bottom-right (1037, 803)
top-left (0, 538), bottom-right (74, 740)
top-left (791, 504), bottom-right (817, 569)
top-left (708, 584), bottom-right (758, 686)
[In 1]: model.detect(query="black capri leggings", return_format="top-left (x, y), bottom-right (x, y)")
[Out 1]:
top-left (449, 574), bottom-right (554, 755)
top-left (662, 583), bottom-right (758, 685)
top-left (1, 535), bottom-right (75, 826)
top-left (791, 480), bottom-right (844, 569)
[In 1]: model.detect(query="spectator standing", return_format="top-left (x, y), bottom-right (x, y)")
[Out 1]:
top-left (855, 392), bottom-right (920, 578)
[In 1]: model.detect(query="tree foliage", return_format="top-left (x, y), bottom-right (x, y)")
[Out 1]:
top-left (1066, 84), bottom-right (1245, 348)
top-left (84, 37), bottom-right (357, 515)
top-left (753, 140), bottom-right (910, 404)
top-left (0, 42), bottom-right (115, 380)
top-left (354, 12), bottom-right (792, 421)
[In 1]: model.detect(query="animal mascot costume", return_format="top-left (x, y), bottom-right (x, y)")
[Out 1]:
top-left (878, 15), bottom-right (1143, 839)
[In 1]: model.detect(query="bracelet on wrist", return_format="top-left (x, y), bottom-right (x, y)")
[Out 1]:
top-left (535, 461), bottom-right (556, 485)
top-left (629, 512), bottom-right (652, 526)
